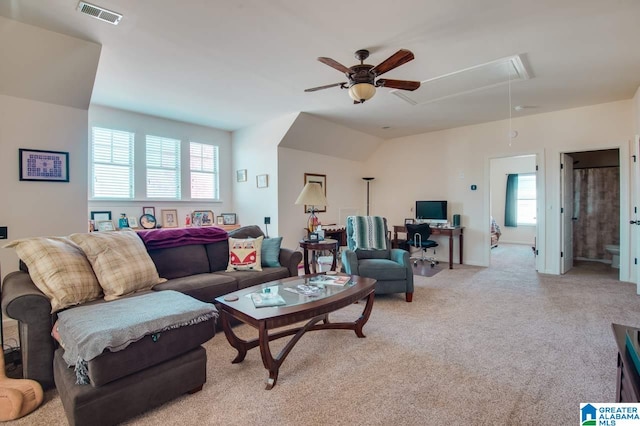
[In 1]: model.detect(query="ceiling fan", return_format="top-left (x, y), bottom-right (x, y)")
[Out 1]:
top-left (304, 49), bottom-right (421, 104)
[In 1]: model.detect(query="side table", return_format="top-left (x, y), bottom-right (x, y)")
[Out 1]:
top-left (299, 238), bottom-right (339, 274)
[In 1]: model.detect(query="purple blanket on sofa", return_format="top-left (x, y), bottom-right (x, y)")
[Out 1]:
top-left (137, 227), bottom-right (229, 250)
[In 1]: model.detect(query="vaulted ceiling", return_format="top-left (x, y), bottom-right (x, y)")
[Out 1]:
top-left (1, 0), bottom-right (639, 139)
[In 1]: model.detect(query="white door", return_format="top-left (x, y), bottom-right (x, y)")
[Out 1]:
top-left (561, 153), bottom-right (574, 274)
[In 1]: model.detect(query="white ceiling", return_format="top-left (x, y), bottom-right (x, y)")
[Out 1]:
top-left (1, 0), bottom-right (639, 140)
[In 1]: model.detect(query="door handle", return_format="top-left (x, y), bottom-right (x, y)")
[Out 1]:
top-left (631, 220), bottom-right (638, 225)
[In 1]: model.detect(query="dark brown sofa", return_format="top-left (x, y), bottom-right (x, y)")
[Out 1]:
top-left (1, 225), bottom-right (302, 390)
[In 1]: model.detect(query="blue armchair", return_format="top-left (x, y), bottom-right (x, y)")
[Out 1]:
top-left (341, 216), bottom-right (414, 302)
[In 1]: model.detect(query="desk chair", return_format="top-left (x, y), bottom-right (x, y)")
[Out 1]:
top-left (405, 223), bottom-right (439, 267)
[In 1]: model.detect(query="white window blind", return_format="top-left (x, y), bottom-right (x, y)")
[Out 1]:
top-left (190, 142), bottom-right (219, 199)
top-left (146, 135), bottom-right (181, 199)
top-left (517, 174), bottom-right (537, 225)
top-left (91, 127), bottom-right (134, 199)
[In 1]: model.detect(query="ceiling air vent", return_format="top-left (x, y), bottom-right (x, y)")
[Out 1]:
top-left (77, 1), bottom-right (123, 25)
top-left (391, 54), bottom-right (531, 106)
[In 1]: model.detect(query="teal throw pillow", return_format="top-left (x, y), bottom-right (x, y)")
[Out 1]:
top-left (261, 237), bottom-right (282, 267)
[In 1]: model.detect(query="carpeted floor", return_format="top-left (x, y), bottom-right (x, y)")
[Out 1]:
top-left (7, 243), bottom-right (640, 425)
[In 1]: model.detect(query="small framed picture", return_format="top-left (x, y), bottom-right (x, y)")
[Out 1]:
top-left (143, 206), bottom-right (155, 216)
top-left (161, 209), bottom-right (179, 228)
top-left (96, 220), bottom-right (116, 232)
top-left (222, 213), bottom-right (237, 225)
top-left (217, 216), bottom-right (224, 225)
top-left (404, 218), bottom-right (415, 225)
top-left (127, 216), bottom-right (139, 228)
top-left (91, 211), bottom-right (112, 222)
top-left (19, 148), bottom-right (69, 182)
top-left (256, 174), bottom-right (268, 188)
top-left (236, 169), bottom-right (247, 182)
top-left (140, 214), bottom-right (157, 229)
top-left (192, 210), bottom-right (214, 227)
top-left (308, 233), bottom-right (319, 241)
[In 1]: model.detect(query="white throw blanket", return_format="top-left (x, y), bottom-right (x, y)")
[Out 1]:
top-left (56, 290), bottom-right (218, 384)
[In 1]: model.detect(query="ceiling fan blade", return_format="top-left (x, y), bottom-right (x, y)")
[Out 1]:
top-left (376, 79), bottom-right (421, 91)
top-left (317, 57), bottom-right (352, 74)
top-left (370, 49), bottom-right (415, 76)
top-left (304, 82), bottom-right (347, 92)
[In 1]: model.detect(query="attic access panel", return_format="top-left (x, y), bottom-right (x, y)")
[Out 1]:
top-left (391, 55), bottom-right (530, 106)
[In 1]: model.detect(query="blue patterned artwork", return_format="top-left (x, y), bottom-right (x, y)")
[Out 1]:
top-left (19, 149), bottom-right (69, 182)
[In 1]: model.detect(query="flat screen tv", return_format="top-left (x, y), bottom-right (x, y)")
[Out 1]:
top-left (416, 201), bottom-right (448, 224)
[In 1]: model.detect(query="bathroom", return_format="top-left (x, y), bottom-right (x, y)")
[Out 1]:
top-left (570, 149), bottom-right (620, 269)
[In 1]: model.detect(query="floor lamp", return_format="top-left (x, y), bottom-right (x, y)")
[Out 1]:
top-left (362, 177), bottom-right (374, 215)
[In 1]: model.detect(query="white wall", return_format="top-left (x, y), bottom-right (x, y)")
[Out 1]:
top-left (88, 105), bottom-right (232, 226)
top-left (232, 113), bottom-right (299, 237)
top-left (365, 100), bottom-right (634, 276)
top-left (0, 95), bottom-right (89, 278)
top-left (278, 148), bottom-right (365, 249)
top-left (490, 155), bottom-right (537, 244)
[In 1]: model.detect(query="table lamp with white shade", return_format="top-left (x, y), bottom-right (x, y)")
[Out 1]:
top-left (294, 182), bottom-right (328, 232)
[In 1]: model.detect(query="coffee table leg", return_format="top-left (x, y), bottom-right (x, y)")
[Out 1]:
top-left (354, 292), bottom-right (375, 338)
top-left (220, 310), bottom-right (248, 363)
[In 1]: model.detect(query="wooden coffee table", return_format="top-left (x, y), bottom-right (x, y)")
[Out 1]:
top-left (215, 274), bottom-right (376, 389)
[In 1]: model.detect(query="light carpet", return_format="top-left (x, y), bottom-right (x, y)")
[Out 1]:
top-left (9, 244), bottom-right (640, 426)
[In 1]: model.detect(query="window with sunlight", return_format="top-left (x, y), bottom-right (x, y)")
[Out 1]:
top-left (517, 174), bottom-right (536, 225)
top-left (91, 127), bottom-right (134, 199)
top-left (146, 135), bottom-right (181, 199)
top-left (190, 142), bottom-right (219, 199)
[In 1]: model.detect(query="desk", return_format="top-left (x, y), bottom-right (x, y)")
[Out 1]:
top-left (393, 225), bottom-right (464, 270)
top-left (299, 238), bottom-right (339, 274)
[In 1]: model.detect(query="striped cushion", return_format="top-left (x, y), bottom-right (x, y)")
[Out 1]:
top-left (70, 231), bottom-right (165, 301)
top-left (4, 237), bottom-right (102, 312)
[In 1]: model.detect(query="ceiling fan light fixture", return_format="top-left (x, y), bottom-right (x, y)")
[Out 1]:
top-left (349, 83), bottom-right (376, 103)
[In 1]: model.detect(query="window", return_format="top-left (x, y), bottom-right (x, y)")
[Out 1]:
top-left (517, 174), bottom-right (536, 225)
top-left (190, 142), bottom-right (219, 199)
top-left (146, 135), bottom-right (181, 199)
top-left (91, 127), bottom-right (134, 199)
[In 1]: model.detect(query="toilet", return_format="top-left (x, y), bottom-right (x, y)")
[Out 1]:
top-left (605, 245), bottom-right (620, 269)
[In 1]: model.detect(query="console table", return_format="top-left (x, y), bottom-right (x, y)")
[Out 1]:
top-left (393, 225), bottom-right (464, 270)
top-left (612, 323), bottom-right (640, 402)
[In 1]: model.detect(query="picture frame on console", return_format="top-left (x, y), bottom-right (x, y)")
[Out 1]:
top-left (91, 211), bottom-right (112, 222)
top-left (222, 213), bottom-right (237, 225)
top-left (192, 210), bottom-right (214, 227)
top-left (143, 206), bottom-right (155, 216)
top-left (404, 218), bottom-right (414, 224)
top-left (96, 220), bottom-right (116, 232)
top-left (161, 209), bottom-right (179, 228)
top-left (217, 216), bottom-right (224, 225)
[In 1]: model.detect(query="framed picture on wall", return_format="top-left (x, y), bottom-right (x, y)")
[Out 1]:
top-left (236, 169), bottom-right (247, 182)
top-left (19, 148), bottom-right (69, 182)
top-left (303, 173), bottom-right (326, 213)
top-left (256, 174), bottom-right (268, 188)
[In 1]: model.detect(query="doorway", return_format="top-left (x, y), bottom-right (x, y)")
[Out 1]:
top-left (489, 154), bottom-right (538, 270)
top-left (560, 149), bottom-right (621, 277)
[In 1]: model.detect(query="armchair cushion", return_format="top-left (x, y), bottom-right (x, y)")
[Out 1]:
top-left (357, 259), bottom-right (407, 281)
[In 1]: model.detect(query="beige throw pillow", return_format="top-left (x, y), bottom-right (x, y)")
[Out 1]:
top-left (226, 236), bottom-right (263, 271)
top-left (3, 237), bottom-right (102, 312)
top-left (69, 231), bottom-right (165, 301)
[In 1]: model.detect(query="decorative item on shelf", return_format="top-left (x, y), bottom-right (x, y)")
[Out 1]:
top-left (127, 216), bottom-right (139, 228)
top-left (118, 213), bottom-right (129, 229)
top-left (192, 210), bottom-right (214, 227)
top-left (236, 169), bottom-right (247, 182)
top-left (90, 211), bottom-right (111, 222)
top-left (295, 180), bottom-right (328, 233)
top-left (161, 209), bottom-right (178, 228)
top-left (216, 216), bottom-right (224, 225)
top-left (140, 214), bottom-right (156, 229)
top-left (96, 220), bottom-right (116, 232)
top-left (19, 148), bottom-right (69, 182)
top-left (185, 214), bottom-right (191, 227)
top-left (142, 206), bottom-right (155, 216)
top-left (221, 213), bottom-right (237, 225)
